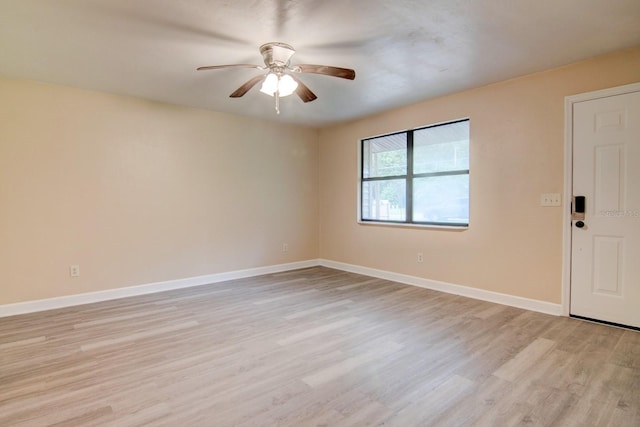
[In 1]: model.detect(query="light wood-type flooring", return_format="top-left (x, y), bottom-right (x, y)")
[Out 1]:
top-left (1, 267), bottom-right (639, 426)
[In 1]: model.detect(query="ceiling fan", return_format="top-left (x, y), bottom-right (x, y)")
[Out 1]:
top-left (197, 42), bottom-right (356, 114)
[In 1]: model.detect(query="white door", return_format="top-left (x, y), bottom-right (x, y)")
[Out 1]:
top-left (571, 88), bottom-right (640, 328)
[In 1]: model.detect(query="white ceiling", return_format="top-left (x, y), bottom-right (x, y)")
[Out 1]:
top-left (1, 0), bottom-right (639, 127)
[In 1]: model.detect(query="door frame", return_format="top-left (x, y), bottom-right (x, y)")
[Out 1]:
top-left (562, 82), bottom-right (640, 316)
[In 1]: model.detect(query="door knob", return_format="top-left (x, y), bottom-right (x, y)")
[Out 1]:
top-left (575, 220), bottom-right (585, 228)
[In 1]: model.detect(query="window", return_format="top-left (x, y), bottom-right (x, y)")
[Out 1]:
top-left (360, 119), bottom-right (469, 226)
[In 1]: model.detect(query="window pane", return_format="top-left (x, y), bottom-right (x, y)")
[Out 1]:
top-left (412, 175), bottom-right (469, 224)
top-left (414, 120), bottom-right (469, 174)
top-left (362, 179), bottom-right (406, 221)
top-left (362, 133), bottom-right (407, 178)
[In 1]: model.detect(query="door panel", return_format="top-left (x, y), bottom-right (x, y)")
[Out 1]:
top-left (594, 145), bottom-right (624, 213)
top-left (571, 90), bottom-right (640, 328)
top-left (592, 236), bottom-right (623, 296)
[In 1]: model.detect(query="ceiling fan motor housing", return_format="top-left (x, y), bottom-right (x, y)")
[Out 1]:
top-left (260, 42), bottom-right (296, 67)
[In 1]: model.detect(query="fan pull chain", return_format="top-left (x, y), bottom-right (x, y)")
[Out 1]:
top-left (275, 89), bottom-right (280, 114)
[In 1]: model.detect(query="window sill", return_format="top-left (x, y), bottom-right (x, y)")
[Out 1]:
top-left (357, 220), bottom-right (469, 231)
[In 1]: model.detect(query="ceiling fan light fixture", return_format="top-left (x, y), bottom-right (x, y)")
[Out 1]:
top-left (259, 73), bottom-right (278, 96)
top-left (197, 42), bottom-right (354, 113)
top-left (259, 73), bottom-right (298, 97)
top-left (278, 74), bottom-right (298, 97)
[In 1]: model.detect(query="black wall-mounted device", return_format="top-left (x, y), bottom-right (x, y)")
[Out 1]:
top-left (574, 196), bottom-right (586, 214)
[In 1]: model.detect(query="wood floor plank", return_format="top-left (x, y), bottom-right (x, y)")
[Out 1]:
top-left (302, 341), bottom-right (404, 388)
top-left (277, 316), bottom-right (360, 346)
top-left (1, 266), bottom-right (639, 426)
top-left (80, 319), bottom-right (200, 351)
top-left (252, 288), bottom-right (319, 305)
top-left (284, 298), bottom-right (353, 320)
top-left (492, 337), bottom-right (556, 382)
top-left (0, 335), bottom-right (46, 350)
top-left (392, 374), bottom-right (475, 426)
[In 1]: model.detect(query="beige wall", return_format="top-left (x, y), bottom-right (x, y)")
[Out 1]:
top-left (319, 47), bottom-right (640, 304)
top-left (1, 47), bottom-right (638, 308)
top-left (0, 78), bottom-right (319, 305)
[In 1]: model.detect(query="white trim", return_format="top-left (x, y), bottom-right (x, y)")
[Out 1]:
top-left (562, 94), bottom-right (573, 317)
top-left (562, 82), bottom-right (640, 317)
top-left (356, 137), bottom-right (363, 224)
top-left (565, 82), bottom-right (640, 104)
top-left (357, 220), bottom-right (468, 231)
top-left (319, 259), bottom-right (563, 316)
top-left (0, 260), bottom-right (320, 318)
top-left (1, 255), bottom-right (568, 319)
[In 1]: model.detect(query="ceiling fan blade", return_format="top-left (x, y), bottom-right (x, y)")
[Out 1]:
top-left (289, 75), bottom-right (317, 103)
top-left (197, 64), bottom-right (261, 71)
top-left (295, 64), bottom-right (355, 80)
top-left (229, 75), bottom-right (266, 98)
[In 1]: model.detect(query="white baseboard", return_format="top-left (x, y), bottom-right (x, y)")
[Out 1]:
top-left (319, 259), bottom-right (563, 316)
top-left (0, 258), bottom-right (563, 318)
top-left (0, 260), bottom-right (320, 318)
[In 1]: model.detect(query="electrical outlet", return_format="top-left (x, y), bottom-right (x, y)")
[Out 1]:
top-left (282, 243), bottom-right (289, 253)
top-left (69, 265), bottom-right (80, 277)
top-left (540, 193), bottom-right (561, 207)
top-left (417, 253), bottom-right (424, 263)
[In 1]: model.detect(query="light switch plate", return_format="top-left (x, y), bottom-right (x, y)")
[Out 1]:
top-left (540, 193), bottom-right (561, 207)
